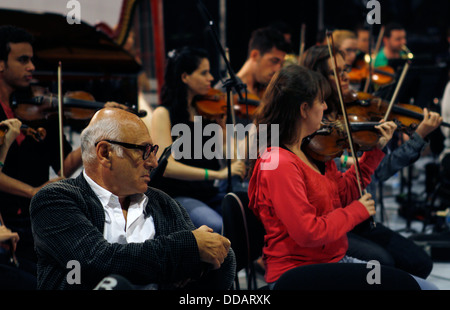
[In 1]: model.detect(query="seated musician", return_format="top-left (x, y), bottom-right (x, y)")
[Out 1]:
top-left (374, 23), bottom-right (408, 68)
top-left (332, 29), bottom-right (358, 67)
top-left (215, 26), bottom-right (290, 101)
top-left (30, 107), bottom-right (235, 290)
top-left (150, 46), bottom-right (246, 234)
top-left (0, 25), bottom-right (82, 264)
top-left (245, 64), bottom-right (432, 288)
top-left (302, 44), bottom-right (441, 280)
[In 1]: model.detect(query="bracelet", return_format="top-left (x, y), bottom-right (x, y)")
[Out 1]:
top-left (0, 161), bottom-right (4, 168)
top-left (204, 169), bottom-right (209, 181)
top-left (341, 154), bottom-right (348, 169)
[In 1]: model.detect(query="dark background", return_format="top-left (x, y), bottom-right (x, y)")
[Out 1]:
top-left (163, 0), bottom-right (449, 72)
top-left (162, 0), bottom-right (449, 105)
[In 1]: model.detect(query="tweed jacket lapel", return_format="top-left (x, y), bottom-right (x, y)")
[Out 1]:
top-left (73, 172), bottom-right (107, 233)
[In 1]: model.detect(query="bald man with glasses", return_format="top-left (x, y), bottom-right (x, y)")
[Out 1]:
top-left (30, 108), bottom-right (235, 290)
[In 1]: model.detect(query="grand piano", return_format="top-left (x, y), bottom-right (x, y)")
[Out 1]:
top-left (0, 7), bottom-right (141, 111)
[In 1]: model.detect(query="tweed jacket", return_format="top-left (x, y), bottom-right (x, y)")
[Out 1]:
top-left (30, 173), bottom-right (235, 290)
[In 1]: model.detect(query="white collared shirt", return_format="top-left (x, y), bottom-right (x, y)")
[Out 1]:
top-left (83, 170), bottom-right (155, 244)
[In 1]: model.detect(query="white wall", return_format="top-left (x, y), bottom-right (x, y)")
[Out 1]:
top-left (0, 0), bottom-right (123, 27)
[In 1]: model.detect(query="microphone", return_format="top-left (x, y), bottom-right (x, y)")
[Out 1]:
top-left (93, 274), bottom-right (135, 290)
top-left (402, 45), bottom-right (414, 60)
top-left (149, 136), bottom-right (182, 186)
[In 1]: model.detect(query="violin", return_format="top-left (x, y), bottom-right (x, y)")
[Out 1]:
top-left (0, 123), bottom-right (46, 145)
top-left (345, 91), bottom-right (450, 133)
top-left (302, 115), bottom-right (381, 162)
top-left (11, 86), bottom-right (147, 125)
top-left (195, 88), bottom-right (260, 119)
top-left (348, 59), bottom-right (395, 86)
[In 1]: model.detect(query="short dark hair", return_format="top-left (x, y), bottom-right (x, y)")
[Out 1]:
top-left (384, 23), bottom-right (405, 38)
top-left (248, 26), bottom-right (291, 56)
top-left (0, 25), bottom-right (34, 62)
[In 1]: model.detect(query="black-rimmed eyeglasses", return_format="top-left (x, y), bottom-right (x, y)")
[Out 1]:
top-left (328, 65), bottom-right (352, 78)
top-left (95, 140), bottom-right (159, 160)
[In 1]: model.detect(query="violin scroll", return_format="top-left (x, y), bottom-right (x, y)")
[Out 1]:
top-left (0, 123), bottom-right (47, 145)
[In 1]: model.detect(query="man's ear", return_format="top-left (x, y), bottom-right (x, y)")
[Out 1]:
top-left (181, 72), bottom-right (188, 84)
top-left (0, 60), bottom-right (5, 72)
top-left (249, 49), bottom-right (260, 60)
top-left (96, 142), bottom-right (111, 167)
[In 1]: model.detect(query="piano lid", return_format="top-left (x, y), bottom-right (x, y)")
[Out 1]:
top-left (0, 8), bottom-right (141, 74)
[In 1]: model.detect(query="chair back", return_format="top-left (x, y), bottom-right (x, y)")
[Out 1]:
top-left (222, 191), bottom-right (266, 289)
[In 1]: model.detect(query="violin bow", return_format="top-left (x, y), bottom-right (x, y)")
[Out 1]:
top-left (57, 62), bottom-right (65, 178)
top-left (326, 31), bottom-right (377, 227)
top-left (298, 23), bottom-right (306, 65)
top-left (383, 60), bottom-right (411, 122)
top-left (363, 26), bottom-right (385, 93)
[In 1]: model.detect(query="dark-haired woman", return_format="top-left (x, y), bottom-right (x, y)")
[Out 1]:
top-left (247, 64), bottom-right (396, 287)
top-left (302, 44), bottom-right (438, 280)
top-left (151, 47), bottom-right (246, 233)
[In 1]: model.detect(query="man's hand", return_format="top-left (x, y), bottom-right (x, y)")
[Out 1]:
top-left (415, 108), bottom-right (443, 139)
top-left (192, 225), bottom-right (231, 269)
top-left (0, 225), bottom-right (19, 251)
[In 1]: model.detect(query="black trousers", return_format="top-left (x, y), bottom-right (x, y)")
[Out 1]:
top-left (347, 222), bottom-right (433, 279)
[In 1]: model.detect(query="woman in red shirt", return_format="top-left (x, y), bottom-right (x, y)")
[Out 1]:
top-left (247, 65), bottom-right (396, 285)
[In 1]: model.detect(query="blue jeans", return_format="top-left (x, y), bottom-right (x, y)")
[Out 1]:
top-left (175, 194), bottom-right (224, 233)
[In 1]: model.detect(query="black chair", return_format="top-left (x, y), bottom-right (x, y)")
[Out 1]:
top-left (222, 191), bottom-right (266, 290)
top-left (273, 263), bottom-right (421, 290)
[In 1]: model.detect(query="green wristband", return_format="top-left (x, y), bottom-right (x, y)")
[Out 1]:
top-left (204, 169), bottom-right (209, 180)
top-left (342, 154), bottom-right (348, 169)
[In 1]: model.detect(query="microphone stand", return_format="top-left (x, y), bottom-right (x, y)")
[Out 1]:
top-left (197, 0), bottom-right (247, 193)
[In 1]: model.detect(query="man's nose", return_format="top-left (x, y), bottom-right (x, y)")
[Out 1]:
top-left (145, 155), bottom-right (158, 169)
top-left (28, 61), bottom-right (35, 72)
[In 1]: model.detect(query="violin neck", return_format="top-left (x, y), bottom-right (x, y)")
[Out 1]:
top-left (32, 96), bottom-right (105, 110)
top-left (392, 105), bottom-right (450, 128)
top-left (373, 68), bottom-right (395, 78)
top-left (63, 97), bottom-right (105, 110)
top-left (350, 122), bottom-right (379, 132)
top-left (237, 98), bottom-right (259, 107)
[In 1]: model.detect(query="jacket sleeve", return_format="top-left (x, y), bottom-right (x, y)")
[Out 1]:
top-left (374, 132), bottom-right (426, 182)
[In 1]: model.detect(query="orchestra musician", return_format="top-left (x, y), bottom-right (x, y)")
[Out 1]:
top-left (150, 46), bottom-right (246, 234)
top-left (374, 23), bottom-right (408, 68)
top-left (245, 64), bottom-right (435, 289)
top-left (302, 44), bottom-right (439, 279)
top-left (215, 26), bottom-right (291, 101)
top-left (331, 29), bottom-right (358, 67)
top-left (0, 25), bottom-right (82, 264)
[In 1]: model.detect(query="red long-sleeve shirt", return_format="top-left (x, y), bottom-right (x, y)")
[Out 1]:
top-left (248, 146), bottom-right (385, 283)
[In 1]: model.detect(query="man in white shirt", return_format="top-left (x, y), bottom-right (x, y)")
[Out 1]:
top-left (30, 108), bottom-right (235, 290)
